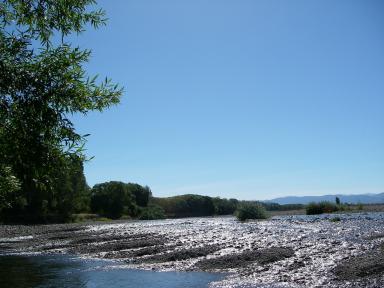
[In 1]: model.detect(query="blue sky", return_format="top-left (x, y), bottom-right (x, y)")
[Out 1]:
top-left (72, 0), bottom-right (384, 200)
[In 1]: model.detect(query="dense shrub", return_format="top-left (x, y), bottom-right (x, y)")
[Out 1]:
top-left (306, 201), bottom-right (340, 215)
top-left (236, 203), bottom-right (268, 221)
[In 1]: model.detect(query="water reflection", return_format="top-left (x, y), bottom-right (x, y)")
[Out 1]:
top-left (0, 254), bottom-right (223, 288)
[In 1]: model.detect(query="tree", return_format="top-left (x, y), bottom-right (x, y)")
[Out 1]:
top-left (212, 197), bottom-right (238, 215)
top-left (335, 197), bottom-right (340, 205)
top-left (126, 183), bottom-right (151, 207)
top-left (0, 0), bottom-right (122, 222)
top-left (53, 156), bottom-right (90, 221)
top-left (90, 181), bottom-right (136, 219)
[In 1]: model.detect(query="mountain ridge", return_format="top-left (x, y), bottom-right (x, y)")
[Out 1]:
top-left (265, 192), bottom-right (384, 205)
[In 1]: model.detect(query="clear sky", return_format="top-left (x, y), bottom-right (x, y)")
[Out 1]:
top-left (71, 0), bottom-right (384, 200)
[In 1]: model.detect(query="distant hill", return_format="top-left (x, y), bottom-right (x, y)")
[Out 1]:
top-left (265, 193), bottom-right (384, 205)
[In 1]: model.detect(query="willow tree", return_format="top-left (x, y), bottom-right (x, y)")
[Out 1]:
top-left (0, 0), bottom-right (122, 222)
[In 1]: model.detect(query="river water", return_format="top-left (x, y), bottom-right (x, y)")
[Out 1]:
top-left (0, 254), bottom-right (224, 288)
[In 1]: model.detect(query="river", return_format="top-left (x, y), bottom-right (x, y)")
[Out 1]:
top-left (0, 254), bottom-right (224, 288)
top-left (1, 213), bottom-right (384, 287)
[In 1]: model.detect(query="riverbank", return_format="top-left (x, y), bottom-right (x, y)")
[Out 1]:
top-left (1, 213), bottom-right (384, 287)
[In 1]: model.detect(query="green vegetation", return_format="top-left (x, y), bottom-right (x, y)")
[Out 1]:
top-left (144, 196), bottom-right (304, 219)
top-left (152, 194), bottom-right (215, 218)
top-left (0, 166), bottom-right (21, 212)
top-left (330, 216), bottom-right (341, 222)
top-left (262, 202), bottom-right (304, 211)
top-left (212, 197), bottom-right (238, 215)
top-left (306, 201), bottom-right (341, 215)
top-left (90, 181), bottom-right (151, 219)
top-left (91, 182), bottom-right (135, 219)
top-left (138, 205), bottom-right (166, 220)
top-left (1, 156), bottom-right (90, 223)
top-left (0, 0), bottom-right (121, 223)
top-left (236, 202), bottom-right (268, 221)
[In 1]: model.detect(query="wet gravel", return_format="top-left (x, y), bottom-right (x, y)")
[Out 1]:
top-left (0, 212), bottom-right (383, 288)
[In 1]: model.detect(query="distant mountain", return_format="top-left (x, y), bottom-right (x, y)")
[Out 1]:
top-left (265, 193), bottom-right (384, 205)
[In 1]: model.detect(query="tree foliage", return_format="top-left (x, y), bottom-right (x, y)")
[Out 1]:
top-left (90, 181), bottom-right (136, 219)
top-left (53, 156), bottom-right (90, 220)
top-left (152, 194), bottom-right (215, 218)
top-left (0, 0), bottom-right (122, 222)
top-left (212, 197), bottom-right (238, 215)
top-left (0, 165), bottom-right (20, 211)
top-left (138, 205), bottom-right (165, 220)
top-left (126, 183), bottom-right (152, 207)
top-left (90, 181), bottom-right (151, 219)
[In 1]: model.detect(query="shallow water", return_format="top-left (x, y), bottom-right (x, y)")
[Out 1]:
top-left (0, 254), bottom-right (224, 288)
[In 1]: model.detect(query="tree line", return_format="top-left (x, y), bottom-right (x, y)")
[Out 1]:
top-left (1, 162), bottom-right (306, 223)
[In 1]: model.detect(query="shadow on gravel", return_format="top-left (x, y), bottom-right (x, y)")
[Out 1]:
top-left (195, 247), bottom-right (294, 270)
top-left (364, 233), bottom-right (384, 240)
top-left (69, 237), bottom-right (167, 254)
top-left (136, 245), bottom-right (221, 263)
top-left (70, 233), bottom-right (153, 245)
top-left (333, 250), bottom-right (384, 280)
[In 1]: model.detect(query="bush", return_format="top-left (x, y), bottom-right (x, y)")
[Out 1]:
top-left (306, 201), bottom-right (340, 215)
top-left (236, 203), bottom-right (268, 221)
top-left (330, 216), bottom-right (341, 222)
